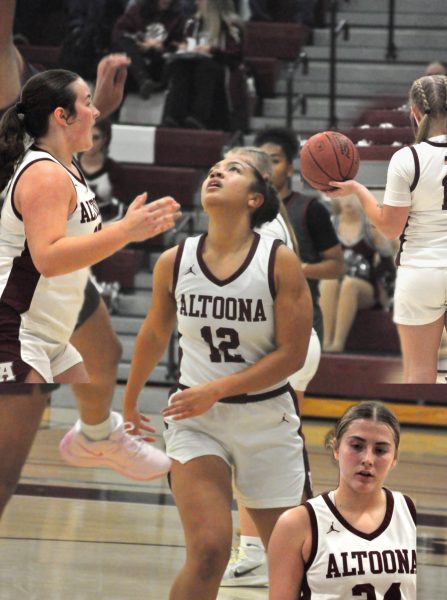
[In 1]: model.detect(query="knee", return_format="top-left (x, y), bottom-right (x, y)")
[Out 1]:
top-left (103, 332), bottom-right (123, 370)
top-left (190, 535), bottom-right (231, 581)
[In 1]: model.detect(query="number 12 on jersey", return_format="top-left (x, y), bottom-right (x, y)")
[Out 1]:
top-left (200, 326), bottom-right (245, 363)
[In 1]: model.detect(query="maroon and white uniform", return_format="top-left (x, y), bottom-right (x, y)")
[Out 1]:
top-left (0, 147), bottom-right (101, 382)
top-left (302, 489), bottom-right (417, 599)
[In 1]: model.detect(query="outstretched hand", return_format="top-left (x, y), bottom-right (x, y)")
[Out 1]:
top-left (325, 180), bottom-right (359, 198)
top-left (94, 53), bottom-right (131, 119)
top-left (123, 194), bottom-right (181, 242)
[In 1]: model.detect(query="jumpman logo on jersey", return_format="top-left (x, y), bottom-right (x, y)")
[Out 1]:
top-left (281, 413), bottom-right (290, 423)
top-left (185, 265), bottom-right (196, 276)
top-left (327, 522), bottom-right (340, 534)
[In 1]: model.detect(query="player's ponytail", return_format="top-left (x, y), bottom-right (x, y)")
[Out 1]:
top-left (410, 74), bottom-right (447, 143)
top-left (0, 106), bottom-right (28, 193)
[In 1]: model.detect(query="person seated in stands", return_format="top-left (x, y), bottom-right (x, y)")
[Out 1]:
top-left (78, 120), bottom-right (128, 223)
top-left (249, 0), bottom-right (317, 26)
top-left (112, 0), bottom-right (185, 99)
top-left (161, 0), bottom-right (244, 130)
top-left (59, 0), bottom-right (127, 81)
top-left (320, 195), bottom-right (395, 353)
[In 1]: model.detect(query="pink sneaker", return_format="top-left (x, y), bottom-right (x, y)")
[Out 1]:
top-left (59, 412), bottom-right (171, 481)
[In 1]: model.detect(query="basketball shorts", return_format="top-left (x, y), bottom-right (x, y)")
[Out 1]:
top-left (164, 386), bottom-right (307, 509)
top-left (6, 329), bottom-right (82, 383)
top-left (75, 278), bottom-right (101, 330)
top-left (288, 329), bottom-right (321, 391)
top-left (393, 266), bottom-right (447, 325)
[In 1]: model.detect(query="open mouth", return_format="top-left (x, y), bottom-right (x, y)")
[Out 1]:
top-left (357, 471), bottom-right (374, 478)
top-left (207, 181), bottom-right (222, 189)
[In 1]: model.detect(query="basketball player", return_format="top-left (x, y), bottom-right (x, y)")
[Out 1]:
top-left (0, 0), bottom-right (175, 506)
top-left (268, 401), bottom-right (417, 599)
top-left (123, 153), bottom-right (313, 599)
top-left (326, 75), bottom-right (447, 383)
top-left (221, 146), bottom-right (318, 587)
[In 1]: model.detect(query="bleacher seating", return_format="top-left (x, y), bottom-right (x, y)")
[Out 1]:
top-left (155, 129), bottom-right (232, 167)
top-left (243, 22), bottom-right (310, 60)
top-left (16, 44), bottom-right (61, 70)
top-left (345, 309), bottom-right (400, 354)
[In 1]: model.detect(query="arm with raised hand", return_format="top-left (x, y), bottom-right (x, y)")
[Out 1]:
top-left (0, 0), bottom-right (22, 110)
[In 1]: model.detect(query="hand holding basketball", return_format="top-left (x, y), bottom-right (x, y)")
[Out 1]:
top-left (299, 131), bottom-right (359, 192)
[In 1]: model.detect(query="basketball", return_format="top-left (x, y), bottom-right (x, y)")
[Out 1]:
top-left (299, 131), bottom-right (360, 191)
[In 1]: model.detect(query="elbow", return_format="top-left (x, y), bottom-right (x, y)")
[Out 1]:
top-left (382, 226), bottom-right (401, 241)
top-left (34, 258), bottom-right (63, 278)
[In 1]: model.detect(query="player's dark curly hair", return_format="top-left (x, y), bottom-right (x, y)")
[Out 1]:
top-left (0, 69), bottom-right (79, 193)
top-left (253, 127), bottom-right (299, 164)
top-left (248, 165), bottom-right (280, 228)
top-left (325, 400), bottom-right (400, 452)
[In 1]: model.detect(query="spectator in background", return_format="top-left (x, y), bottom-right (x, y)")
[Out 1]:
top-left (112, 0), bottom-right (185, 99)
top-left (320, 196), bottom-right (395, 353)
top-left (78, 119), bottom-right (128, 222)
top-left (161, 0), bottom-right (244, 130)
top-left (249, 0), bottom-right (317, 26)
top-left (424, 61), bottom-right (446, 76)
top-left (59, 0), bottom-right (127, 80)
top-left (254, 127), bottom-right (344, 345)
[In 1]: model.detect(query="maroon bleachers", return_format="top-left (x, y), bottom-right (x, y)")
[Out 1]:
top-left (355, 109), bottom-right (411, 128)
top-left (155, 129), bottom-right (231, 168)
top-left (345, 309), bottom-right (400, 354)
top-left (115, 164), bottom-right (202, 208)
top-left (357, 146), bottom-right (401, 160)
top-left (338, 127), bottom-right (414, 146)
top-left (243, 22), bottom-right (310, 60)
top-left (245, 57), bottom-right (280, 98)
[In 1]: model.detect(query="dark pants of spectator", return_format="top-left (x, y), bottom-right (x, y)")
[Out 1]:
top-left (249, 0), bottom-right (317, 26)
top-left (162, 56), bottom-right (230, 130)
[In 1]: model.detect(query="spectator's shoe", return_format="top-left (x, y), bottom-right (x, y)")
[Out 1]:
top-left (220, 547), bottom-right (268, 587)
top-left (59, 412), bottom-right (171, 481)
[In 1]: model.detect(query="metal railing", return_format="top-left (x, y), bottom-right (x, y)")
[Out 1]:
top-left (328, 0), bottom-right (349, 128)
top-left (285, 51), bottom-right (309, 128)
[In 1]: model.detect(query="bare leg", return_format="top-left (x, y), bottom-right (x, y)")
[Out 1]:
top-left (327, 276), bottom-right (375, 352)
top-left (170, 456), bottom-right (233, 600)
top-left (246, 506), bottom-right (293, 551)
top-left (397, 315), bottom-right (445, 383)
top-left (0, 387), bottom-right (48, 517)
top-left (319, 279), bottom-right (341, 350)
top-left (54, 362), bottom-right (90, 384)
top-left (69, 299), bottom-right (122, 425)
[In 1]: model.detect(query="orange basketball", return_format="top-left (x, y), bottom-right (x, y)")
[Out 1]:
top-left (299, 131), bottom-right (360, 191)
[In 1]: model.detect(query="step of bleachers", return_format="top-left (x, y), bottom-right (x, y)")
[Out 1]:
top-left (338, 0), bottom-right (446, 16)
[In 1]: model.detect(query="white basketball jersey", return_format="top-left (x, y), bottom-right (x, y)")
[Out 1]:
top-left (0, 147), bottom-right (102, 342)
top-left (303, 489), bottom-right (417, 599)
top-left (173, 232), bottom-right (288, 394)
top-left (384, 135), bottom-right (447, 267)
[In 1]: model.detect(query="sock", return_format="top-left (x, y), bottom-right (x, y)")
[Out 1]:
top-left (80, 412), bottom-right (118, 441)
top-left (240, 535), bottom-right (265, 559)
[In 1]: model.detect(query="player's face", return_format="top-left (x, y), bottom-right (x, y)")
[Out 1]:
top-left (334, 419), bottom-right (398, 493)
top-left (66, 78), bottom-right (100, 152)
top-left (201, 157), bottom-right (262, 215)
top-left (260, 142), bottom-right (293, 193)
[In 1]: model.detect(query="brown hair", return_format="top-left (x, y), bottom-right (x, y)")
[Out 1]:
top-left (325, 400), bottom-right (400, 451)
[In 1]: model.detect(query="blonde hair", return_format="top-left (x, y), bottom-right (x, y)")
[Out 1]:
top-left (225, 145), bottom-right (299, 254)
top-left (199, 0), bottom-right (241, 46)
top-left (410, 74), bottom-right (447, 143)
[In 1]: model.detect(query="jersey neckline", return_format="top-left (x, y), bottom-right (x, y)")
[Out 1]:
top-left (196, 231), bottom-right (261, 287)
top-left (322, 488), bottom-right (394, 541)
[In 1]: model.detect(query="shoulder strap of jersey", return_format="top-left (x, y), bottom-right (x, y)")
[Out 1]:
top-left (409, 146), bottom-right (420, 192)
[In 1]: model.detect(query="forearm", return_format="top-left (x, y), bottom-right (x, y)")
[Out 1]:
top-left (0, 1), bottom-right (16, 47)
top-left (35, 221), bottom-right (128, 277)
top-left (353, 182), bottom-right (388, 234)
top-left (303, 258), bottom-right (343, 280)
top-left (124, 327), bottom-right (172, 411)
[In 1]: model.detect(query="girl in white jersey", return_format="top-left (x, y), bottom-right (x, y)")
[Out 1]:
top-left (325, 74), bottom-right (447, 383)
top-left (268, 401), bottom-right (417, 600)
top-left (123, 153), bottom-right (313, 599)
top-left (0, 69), bottom-right (180, 384)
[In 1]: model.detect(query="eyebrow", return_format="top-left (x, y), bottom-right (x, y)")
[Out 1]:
top-left (347, 436), bottom-right (392, 446)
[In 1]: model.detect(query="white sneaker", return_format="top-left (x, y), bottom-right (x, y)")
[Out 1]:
top-left (59, 411), bottom-right (171, 481)
top-left (220, 547), bottom-right (268, 587)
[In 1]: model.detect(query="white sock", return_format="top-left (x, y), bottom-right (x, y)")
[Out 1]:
top-left (240, 535), bottom-right (265, 559)
top-left (80, 412), bottom-right (119, 441)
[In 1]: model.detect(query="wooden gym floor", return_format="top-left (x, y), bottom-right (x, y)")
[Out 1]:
top-left (0, 385), bottom-right (445, 600)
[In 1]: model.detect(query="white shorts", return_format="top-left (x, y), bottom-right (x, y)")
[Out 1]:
top-left (164, 389), bottom-right (307, 509)
top-left (20, 330), bottom-right (83, 383)
top-left (393, 266), bottom-right (447, 325)
top-left (288, 329), bottom-right (321, 391)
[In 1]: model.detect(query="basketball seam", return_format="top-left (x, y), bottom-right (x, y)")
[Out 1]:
top-left (326, 132), bottom-right (344, 180)
top-left (305, 143), bottom-right (337, 182)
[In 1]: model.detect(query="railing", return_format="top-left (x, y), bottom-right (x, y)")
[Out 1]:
top-left (285, 51), bottom-right (309, 128)
top-left (386, 0), bottom-right (397, 60)
top-left (328, 0), bottom-right (349, 128)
